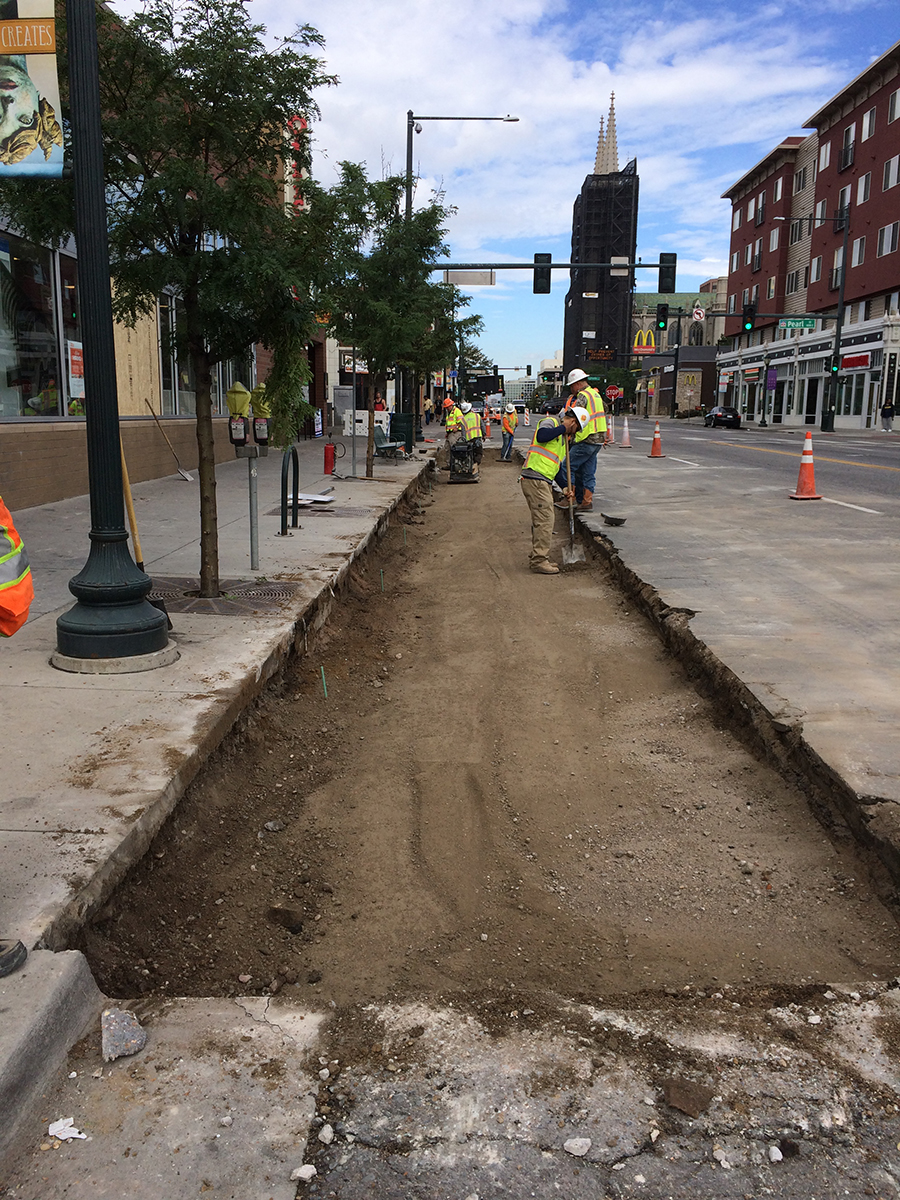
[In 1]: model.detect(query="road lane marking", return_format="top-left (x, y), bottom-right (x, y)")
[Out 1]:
top-left (821, 497), bottom-right (882, 514)
top-left (669, 457), bottom-right (700, 467)
top-left (709, 439), bottom-right (900, 472)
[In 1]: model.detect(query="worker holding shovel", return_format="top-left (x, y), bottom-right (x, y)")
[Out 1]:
top-left (519, 406), bottom-right (587, 574)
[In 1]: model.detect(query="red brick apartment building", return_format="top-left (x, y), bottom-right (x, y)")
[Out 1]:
top-left (717, 39), bottom-right (900, 429)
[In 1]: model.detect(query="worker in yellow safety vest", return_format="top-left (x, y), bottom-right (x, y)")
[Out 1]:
top-left (444, 397), bottom-right (464, 439)
top-left (519, 406), bottom-right (587, 574)
top-left (500, 403), bottom-right (518, 461)
top-left (557, 368), bottom-right (606, 511)
top-left (460, 402), bottom-right (485, 474)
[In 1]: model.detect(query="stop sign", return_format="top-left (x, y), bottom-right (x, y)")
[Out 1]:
top-left (605, 385), bottom-right (622, 400)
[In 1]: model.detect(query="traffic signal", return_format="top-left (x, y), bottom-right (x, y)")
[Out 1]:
top-left (526, 364), bottom-right (532, 376)
top-left (655, 303), bottom-right (669, 331)
top-left (533, 252), bottom-right (551, 294)
top-left (492, 365), bottom-right (499, 375)
top-left (658, 252), bottom-right (676, 293)
top-left (830, 355), bottom-right (841, 375)
top-left (742, 303), bottom-right (756, 332)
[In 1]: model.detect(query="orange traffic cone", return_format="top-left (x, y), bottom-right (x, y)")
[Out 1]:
top-left (789, 431), bottom-right (822, 500)
top-left (605, 415), bottom-right (615, 445)
top-left (648, 421), bottom-right (665, 458)
top-left (485, 414), bottom-right (491, 439)
top-left (620, 417), bottom-right (632, 448)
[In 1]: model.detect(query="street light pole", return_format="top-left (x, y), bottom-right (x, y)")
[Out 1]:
top-left (823, 204), bottom-right (851, 432)
top-left (54, 0), bottom-right (170, 669)
top-left (405, 110), bottom-right (518, 439)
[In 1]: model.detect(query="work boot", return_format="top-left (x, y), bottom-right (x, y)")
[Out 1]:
top-left (579, 489), bottom-right (593, 512)
top-left (531, 560), bottom-right (560, 575)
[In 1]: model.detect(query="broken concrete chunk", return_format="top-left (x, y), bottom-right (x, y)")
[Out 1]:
top-left (563, 1137), bottom-right (591, 1156)
top-left (101, 1008), bottom-right (147, 1062)
top-left (662, 1076), bottom-right (715, 1118)
top-left (291, 1164), bottom-right (317, 1181)
top-left (318, 1123), bottom-right (334, 1145)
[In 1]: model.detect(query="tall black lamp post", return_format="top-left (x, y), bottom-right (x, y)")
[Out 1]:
top-left (405, 110), bottom-right (517, 439)
top-left (53, 0), bottom-right (171, 669)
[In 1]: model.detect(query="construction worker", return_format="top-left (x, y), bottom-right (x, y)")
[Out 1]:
top-left (556, 368), bottom-right (607, 511)
top-left (460, 401), bottom-right (485, 474)
top-left (444, 397), bottom-right (464, 441)
top-left (500, 403), bottom-right (518, 461)
top-left (519, 406), bottom-right (588, 574)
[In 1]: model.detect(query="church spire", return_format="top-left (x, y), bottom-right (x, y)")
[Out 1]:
top-left (604, 92), bottom-right (619, 173)
top-left (593, 116), bottom-right (605, 174)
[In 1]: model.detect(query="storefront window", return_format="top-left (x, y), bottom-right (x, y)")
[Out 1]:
top-left (59, 254), bottom-right (84, 415)
top-left (0, 234), bottom-right (60, 418)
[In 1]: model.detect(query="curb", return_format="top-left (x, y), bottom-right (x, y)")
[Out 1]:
top-left (0, 950), bottom-right (104, 1179)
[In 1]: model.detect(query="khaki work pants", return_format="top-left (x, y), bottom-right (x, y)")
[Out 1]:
top-left (520, 475), bottom-right (556, 567)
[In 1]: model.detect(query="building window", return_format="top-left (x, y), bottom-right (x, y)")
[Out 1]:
top-left (727, 293), bottom-right (736, 314)
top-left (819, 142), bottom-right (831, 170)
top-left (790, 219), bottom-right (804, 245)
top-left (793, 166), bottom-right (807, 194)
top-left (769, 226), bottom-right (780, 251)
top-left (752, 237), bottom-right (762, 270)
top-left (741, 287), bottom-right (749, 306)
top-left (732, 207), bottom-right (742, 231)
top-left (751, 284), bottom-right (759, 305)
top-left (862, 107), bottom-right (876, 141)
top-left (889, 290), bottom-right (900, 314)
top-left (858, 172), bottom-right (871, 204)
top-left (877, 222), bottom-right (900, 256)
top-left (851, 236), bottom-right (866, 267)
top-left (744, 243), bottom-right (753, 265)
top-left (890, 89), bottom-right (900, 123)
top-left (810, 255), bottom-right (822, 283)
top-left (814, 199), bottom-right (827, 227)
top-left (884, 155), bottom-right (900, 191)
top-left (0, 234), bottom-right (64, 419)
top-left (773, 177), bottom-right (783, 202)
top-left (785, 270), bottom-right (799, 295)
top-left (766, 276), bottom-right (776, 299)
top-left (840, 123), bottom-right (855, 170)
top-left (730, 250), bottom-right (739, 273)
top-left (747, 197), bottom-right (755, 222)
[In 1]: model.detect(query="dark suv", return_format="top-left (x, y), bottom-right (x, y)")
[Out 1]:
top-left (704, 406), bottom-right (741, 429)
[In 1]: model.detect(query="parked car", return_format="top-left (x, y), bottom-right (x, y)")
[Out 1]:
top-left (539, 397), bottom-right (565, 415)
top-left (704, 406), bottom-right (741, 429)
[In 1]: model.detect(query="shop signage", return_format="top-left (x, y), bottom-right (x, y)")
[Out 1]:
top-left (841, 351), bottom-right (871, 370)
top-left (632, 329), bottom-right (656, 355)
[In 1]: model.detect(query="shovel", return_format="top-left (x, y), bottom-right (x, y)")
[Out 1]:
top-left (144, 398), bottom-right (194, 481)
top-left (562, 437), bottom-right (586, 565)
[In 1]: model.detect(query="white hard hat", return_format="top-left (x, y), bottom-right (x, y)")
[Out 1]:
top-left (505, 403), bottom-right (515, 412)
top-left (566, 368), bottom-right (589, 386)
top-left (569, 405), bottom-right (589, 430)
top-left (461, 401), bottom-right (472, 413)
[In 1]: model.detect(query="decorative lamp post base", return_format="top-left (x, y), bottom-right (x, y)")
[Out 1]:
top-left (51, 639), bottom-right (179, 675)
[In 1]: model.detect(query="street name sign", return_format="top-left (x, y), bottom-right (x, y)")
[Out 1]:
top-left (778, 318), bottom-right (816, 329)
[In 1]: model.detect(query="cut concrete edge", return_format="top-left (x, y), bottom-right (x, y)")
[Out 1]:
top-left (0, 949), bottom-right (104, 1182)
top-left (39, 465), bottom-right (431, 952)
top-left (583, 516), bottom-right (900, 891)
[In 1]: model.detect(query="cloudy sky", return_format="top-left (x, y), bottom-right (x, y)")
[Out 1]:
top-left (119, 0), bottom-right (900, 374)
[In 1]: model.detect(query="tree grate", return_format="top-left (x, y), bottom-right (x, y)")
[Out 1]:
top-left (148, 577), bottom-right (302, 615)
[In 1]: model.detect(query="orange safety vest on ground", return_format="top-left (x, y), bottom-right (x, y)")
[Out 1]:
top-left (0, 497), bottom-right (34, 637)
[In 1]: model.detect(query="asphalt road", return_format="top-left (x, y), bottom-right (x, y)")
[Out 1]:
top-left (624, 420), bottom-right (900, 510)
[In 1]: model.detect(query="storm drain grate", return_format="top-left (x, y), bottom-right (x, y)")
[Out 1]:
top-left (148, 577), bottom-right (302, 616)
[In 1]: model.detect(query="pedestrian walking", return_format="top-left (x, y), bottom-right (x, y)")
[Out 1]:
top-left (519, 407), bottom-right (587, 574)
top-left (555, 369), bottom-right (606, 511)
top-left (881, 398), bottom-right (894, 432)
top-left (500, 403), bottom-right (518, 461)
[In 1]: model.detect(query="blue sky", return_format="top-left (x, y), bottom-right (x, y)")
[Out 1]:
top-left (121, 0), bottom-right (900, 376)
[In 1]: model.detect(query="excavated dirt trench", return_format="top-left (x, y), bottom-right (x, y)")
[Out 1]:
top-left (78, 451), bottom-right (900, 1010)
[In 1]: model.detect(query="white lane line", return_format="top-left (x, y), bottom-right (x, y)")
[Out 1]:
top-left (669, 457), bottom-right (700, 467)
top-left (821, 497), bottom-right (882, 514)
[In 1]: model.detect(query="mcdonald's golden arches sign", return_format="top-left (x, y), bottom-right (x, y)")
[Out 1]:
top-left (633, 328), bottom-right (656, 356)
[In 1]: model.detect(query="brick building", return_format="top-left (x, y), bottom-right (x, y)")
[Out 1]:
top-left (717, 39), bottom-right (900, 429)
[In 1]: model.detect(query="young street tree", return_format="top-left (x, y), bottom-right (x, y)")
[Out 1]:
top-left (328, 184), bottom-right (482, 476)
top-left (0, 0), bottom-right (374, 596)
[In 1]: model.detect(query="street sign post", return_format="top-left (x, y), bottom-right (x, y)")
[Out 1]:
top-left (778, 318), bottom-right (817, 329)
top-left (692, 306), bottom-right (705, 322)
top-left (605, 385), bottom-right (623, 401)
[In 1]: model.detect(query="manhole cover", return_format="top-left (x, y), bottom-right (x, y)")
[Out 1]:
top-left (148, 577), bottom-right (302, 616)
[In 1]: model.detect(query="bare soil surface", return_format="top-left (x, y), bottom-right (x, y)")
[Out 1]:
top-left (79, 449), bottom-right (900, 1009)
